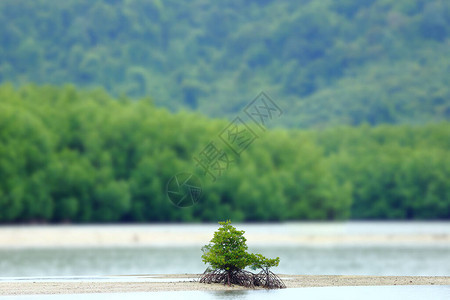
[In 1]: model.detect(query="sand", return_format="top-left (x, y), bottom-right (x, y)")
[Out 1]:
top-left (1, 225), bottom-right (448, 295)
top-left (1, 224), bottom-right (449, 248)
top-left (1, 274), bottom-right (449, 295)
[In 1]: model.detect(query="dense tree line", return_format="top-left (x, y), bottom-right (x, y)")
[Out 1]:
top-left (0, 85), bottom-right (448, 222)
top-left (0, 0), bottom-right (449, 128)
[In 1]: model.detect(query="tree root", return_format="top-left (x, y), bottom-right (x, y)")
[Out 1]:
top-left (253, 270), bottom-right (286, 289)
top-left (200, 269), bottom-right (286, 289)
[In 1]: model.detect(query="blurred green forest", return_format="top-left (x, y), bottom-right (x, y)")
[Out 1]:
top-left (0, 0), bottom-right (449, 127)
top-left (0, 0), bottom-right (449, 222)
top-left (0, 85), bottom-right (448, 222)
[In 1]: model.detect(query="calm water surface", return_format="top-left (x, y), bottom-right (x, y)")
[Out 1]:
top-left (2, 286), bottom-right (450, 300)
top-left (0, 222), bottom-right (448, 277)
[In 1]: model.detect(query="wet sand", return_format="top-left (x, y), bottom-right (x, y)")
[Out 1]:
top-left (1, 274), bottom-right (449, 295)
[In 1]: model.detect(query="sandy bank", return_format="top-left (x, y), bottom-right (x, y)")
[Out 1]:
top-left (1, 275), bottom-right (449, 295)
top-left (0, 224), bottom-right (449, 247)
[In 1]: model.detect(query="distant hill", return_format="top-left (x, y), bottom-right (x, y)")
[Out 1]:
top-left (0, 0), bottom-right (449, 127)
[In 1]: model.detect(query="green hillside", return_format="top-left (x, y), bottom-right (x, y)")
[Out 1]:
top-left (1, 1), bottom-right (449, 222)
top-left (1, 0), bottom-right (449, 127)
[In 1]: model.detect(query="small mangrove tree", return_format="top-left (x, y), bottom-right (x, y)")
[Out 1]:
top-left (200, 220), bottom-right (286, 289)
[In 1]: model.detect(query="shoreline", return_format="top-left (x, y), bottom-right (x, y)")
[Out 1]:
top-left (0, 224), bottom-right (449, 247)
top-left (1, 275), bottom-right (450, 295)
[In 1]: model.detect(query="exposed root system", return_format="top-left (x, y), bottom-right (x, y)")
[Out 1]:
top-left (200, 269), bottom-right (286, 289)
top-left (253, 270), bottom-right (286, 289)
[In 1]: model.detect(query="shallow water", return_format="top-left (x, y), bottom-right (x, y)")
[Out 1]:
top-left (0, 222), bottom-right (449, 277)
top-left (0, 244), bottom-right (448, 277)
top-left (1, 286), bottom-right (450, 300)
